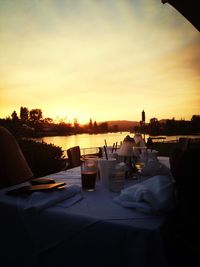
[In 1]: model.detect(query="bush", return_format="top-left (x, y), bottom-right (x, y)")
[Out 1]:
top-left (18, 139), bottom-right (66, 178)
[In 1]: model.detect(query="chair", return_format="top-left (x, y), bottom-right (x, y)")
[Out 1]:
top-left (178, 137), bottom-right (191, 152)
top-left (67, 146), bottom-right (81, 168)
top-left (169, 137), bottom-right (191, 185)
top-left (97, 147), bottom-right (103, 158)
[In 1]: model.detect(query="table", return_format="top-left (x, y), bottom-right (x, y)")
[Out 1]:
top-left (0, 157), bottom-right (171, 267)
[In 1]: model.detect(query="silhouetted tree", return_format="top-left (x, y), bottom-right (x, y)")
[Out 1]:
top-left (191, 115), bottom-right (200, 122)
top-left (148, 118), bottom-right (160, 135)
top-left (55, 122), bottom-right (72, 134)
top-left (11, 111), bottom-right (19, 122)
top-left (93, 121), bottom-right (98, 133)
top-left (73, 117), bottom-right (80, 133)
top-left (20, 106), bottom-right (29, 121)
top-left (98, 122), bottom-right (108, 133)
top-left (165, 118), bottom-right (176, 134)
top-left (29, 109), bottom-right (43, 123)
top-left (43, 117), bottom-right (54, 124)
top-left (191, 115), bottom-right (200, 133)
top-left (89, 118), bottom-right (93, 130)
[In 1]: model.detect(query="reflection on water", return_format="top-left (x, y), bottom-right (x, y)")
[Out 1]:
top-left (31, 132), bottom-right (200, 153)
top-left (32, 132), bottom-right (131, 152)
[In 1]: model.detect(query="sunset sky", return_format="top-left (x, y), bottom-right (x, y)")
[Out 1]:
top-left (0, 0), bottom-right (199, 124)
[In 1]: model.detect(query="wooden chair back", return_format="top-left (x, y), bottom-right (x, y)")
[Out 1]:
top-left (178, 137), bottom-right (191, 152)
top-left (67, 146), bottom-right (81, 168)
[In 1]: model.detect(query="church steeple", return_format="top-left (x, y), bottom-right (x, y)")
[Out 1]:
top-left (142, 110), bottom-right (145, 123)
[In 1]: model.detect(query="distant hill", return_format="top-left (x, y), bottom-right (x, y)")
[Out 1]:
top-left (99, 120), bottom-right (139, 131)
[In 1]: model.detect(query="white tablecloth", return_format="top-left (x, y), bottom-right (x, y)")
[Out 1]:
top-left (0, 157), bottom-right (172, 267)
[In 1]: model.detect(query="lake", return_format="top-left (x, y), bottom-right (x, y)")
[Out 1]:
top-left (32, 132), bottom-right (131, 155)
top-left (31, 132), bottom-right (200, 155)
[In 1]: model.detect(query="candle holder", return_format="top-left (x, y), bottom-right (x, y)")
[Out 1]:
top-left (117, 136), bottom-right (137, 179)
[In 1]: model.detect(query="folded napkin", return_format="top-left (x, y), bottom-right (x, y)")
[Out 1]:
top-left (114, 175), bottom-right (175, 214)
top-left (141, 159), bottom-right (171, 177)
top-left (24, 185), bottom-right (82, 212)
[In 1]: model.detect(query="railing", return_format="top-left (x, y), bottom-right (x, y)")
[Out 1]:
top-left (62, 138), bottom-right (200, 159)
top-left (80, 147), bottom-right (100, 156)
top-left (62, 147), bottom-right (101, 159)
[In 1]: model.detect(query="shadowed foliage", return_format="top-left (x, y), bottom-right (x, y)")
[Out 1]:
top-left (18, 139), bottom-right (66, 178)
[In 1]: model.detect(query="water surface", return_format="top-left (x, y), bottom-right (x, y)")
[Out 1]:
top-left (31, 132), bottom-right (200, 154)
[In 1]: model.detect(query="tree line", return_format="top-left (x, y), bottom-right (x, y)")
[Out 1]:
top-left (135, 116), bottom-right (200, 136)
top-left (0, 106), bottom-right (199, 138)
top-left (0, 107), bottom-right (116, 137)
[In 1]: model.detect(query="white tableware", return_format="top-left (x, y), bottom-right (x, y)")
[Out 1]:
top-left (98, 158), bottom-right (117, 189)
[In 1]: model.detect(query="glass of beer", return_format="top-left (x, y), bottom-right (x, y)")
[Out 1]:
top-left (81, 157), bottom-right (98, 191)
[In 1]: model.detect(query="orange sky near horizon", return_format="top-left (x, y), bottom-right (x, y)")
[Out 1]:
top-left (0, 0), bottom-right (199, 124)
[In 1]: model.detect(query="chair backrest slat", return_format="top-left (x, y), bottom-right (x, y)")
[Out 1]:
top-left (67, 146), bottom-right (81, 168)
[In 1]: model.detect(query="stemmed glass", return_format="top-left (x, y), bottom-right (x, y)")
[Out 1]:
top-left (135, 161), bottom-right (145, 173)
top-left (132, 154), bottom-right (147, 180)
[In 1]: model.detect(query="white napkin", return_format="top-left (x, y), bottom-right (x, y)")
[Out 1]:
top-left (114, 175), bottom-right (175, 214)
top-left (141, 159), bottom-right (171, 177)
top-left (24, 185), bottom-right (82, 212)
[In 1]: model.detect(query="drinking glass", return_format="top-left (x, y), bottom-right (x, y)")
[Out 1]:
top-left (135, 161), bottom-right (145, 173)
top-left (132, 155), bottom-right (147, 180)
top-left (81, 157), bottom-right (98, 191)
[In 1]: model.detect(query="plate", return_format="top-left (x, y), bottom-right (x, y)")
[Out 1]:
top-left (6, 182), bottom-right (66, 195)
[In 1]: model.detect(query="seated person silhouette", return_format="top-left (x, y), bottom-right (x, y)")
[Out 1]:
top-left (146, 137), bottom-right (153, 150)
top-left (163, 143), bottom-right (200, 266)
top-left (0, 126), bottom-right (33, 188)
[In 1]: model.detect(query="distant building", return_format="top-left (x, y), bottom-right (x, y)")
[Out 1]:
top-left (142, 110), bottom-right (145, 123)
